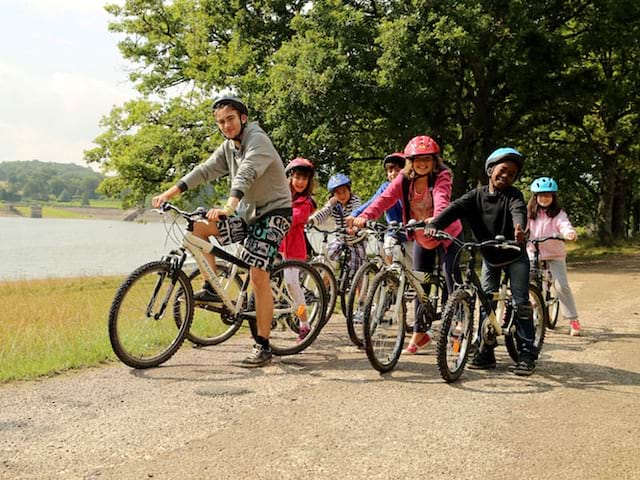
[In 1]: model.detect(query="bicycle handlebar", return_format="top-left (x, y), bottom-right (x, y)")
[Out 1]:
top-left (528, 235), bottom-right (566, 244)
top-left (430, 229), bottom-right (521, 251)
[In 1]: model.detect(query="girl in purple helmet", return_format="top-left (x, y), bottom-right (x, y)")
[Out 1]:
top-left (527, 177), bottom-right (582, 336)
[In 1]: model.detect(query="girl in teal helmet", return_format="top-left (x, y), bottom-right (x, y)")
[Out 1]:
top-left (527, 177), bottom-right (582, 336)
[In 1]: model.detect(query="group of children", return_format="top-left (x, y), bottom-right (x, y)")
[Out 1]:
top-left (153, 94), bottom-right (581, 371)
top-left (279, 138), bottom-right (582, 377)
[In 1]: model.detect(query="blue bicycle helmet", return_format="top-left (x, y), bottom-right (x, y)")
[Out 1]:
top-left (327, 173), bottom-right (351, 193)
top-left (485, 147), bottom-right (524, 177)
top-left (530, 177), bottom-right (558, 193)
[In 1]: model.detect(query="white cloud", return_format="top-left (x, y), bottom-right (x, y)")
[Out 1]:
top-left (0, 0), bottom-right (134, 167)
top-left (24, 0), bottom-right (120, 15)
top-left (0, 61), bottom-right (134, 165)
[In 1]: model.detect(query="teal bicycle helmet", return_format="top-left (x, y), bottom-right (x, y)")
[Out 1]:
top-left (530, 177), bottom-right (558, 193)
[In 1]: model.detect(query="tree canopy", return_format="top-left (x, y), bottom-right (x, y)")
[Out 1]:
top-left (86, 0), bottom-right (640, 241)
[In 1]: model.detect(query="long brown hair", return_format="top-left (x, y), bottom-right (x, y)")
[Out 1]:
top-left (527, 193), bottom-right (562, 219)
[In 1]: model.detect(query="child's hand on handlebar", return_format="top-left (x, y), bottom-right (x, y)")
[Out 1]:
top-left (515, 224), bottom-right (525, 244)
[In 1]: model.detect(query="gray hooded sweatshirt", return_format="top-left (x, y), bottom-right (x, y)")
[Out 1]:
top-left (179, 121), bottom-right (291, 223)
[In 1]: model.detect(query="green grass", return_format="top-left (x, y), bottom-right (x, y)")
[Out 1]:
top-left (566, 237), bottom-right (640, 262)
top-left (41, 206), bottom-right (87, 219)
top-left (0, 275), bottom-right (251, 383)
top-left (0, 276), bottom-right (123, 383)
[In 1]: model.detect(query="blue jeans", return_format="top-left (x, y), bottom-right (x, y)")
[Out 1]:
top-left (412, 237), bottom-right (461, 333)
top-left (479, 253), bottom-right (537, 358)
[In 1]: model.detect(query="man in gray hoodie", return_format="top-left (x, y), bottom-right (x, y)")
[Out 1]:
top-left (152, 95), bottom-right (292, 367)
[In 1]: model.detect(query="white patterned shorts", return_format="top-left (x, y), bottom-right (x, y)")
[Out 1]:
top-left (216, 208), bottom-right (292, 271)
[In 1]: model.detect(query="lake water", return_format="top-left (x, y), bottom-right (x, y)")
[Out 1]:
top-left (0, 217), bottom-right (378, 281)
top-left (0, 217), bottom-right (177, 281)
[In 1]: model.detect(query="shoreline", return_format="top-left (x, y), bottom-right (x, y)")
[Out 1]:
top-left (0, 205), bottom-right (162, 222)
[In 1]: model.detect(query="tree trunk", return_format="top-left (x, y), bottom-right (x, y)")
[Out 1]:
top-left (596, 155), bottom-right (616, 245)
top-left (611, 173), bottom-right (628, 239)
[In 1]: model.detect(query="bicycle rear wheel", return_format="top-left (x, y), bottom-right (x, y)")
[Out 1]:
top-left (505, 285), bottom-right (547, 362)
top-left (109, 261), bottom-right (193, 369)
top-left (175, 264), bottom-right (244, 346)
top-left (436, 289), bottom-right (475, 382)
top-left (363, 270), bottom-right (406, 373)
top-left (247, 260), bottom-right (327, 356)
top-left (345, 260), bottom-right (380, 347)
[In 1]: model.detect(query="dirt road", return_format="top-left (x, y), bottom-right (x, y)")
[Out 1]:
top-left (1, 254), bottom-right (639, 479)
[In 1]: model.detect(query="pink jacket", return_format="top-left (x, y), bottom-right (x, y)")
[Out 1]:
top-left (279, 194), bottom-right (315, 260)
top-left (527, 209), bottom-right (576, 260)
top-left (358, 170), bottom-right (463, 250)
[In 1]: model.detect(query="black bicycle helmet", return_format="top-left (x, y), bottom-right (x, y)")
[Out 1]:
top-left (382, 152), bottom-right (406, 169)
top-left (212, 95), bottom-right (249, 116)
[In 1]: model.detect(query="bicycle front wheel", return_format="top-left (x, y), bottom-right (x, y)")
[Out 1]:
top-left (311, 261), bottom-right (337, 325)
top-left (363, 270), bottom-right (406, 373)
top-left (546, 280), bottom-right (560, 329)
top-left (345, 260), bottom-right (380, 347)
top-left (109, 261), bottom-right (194, 369)
top-left (505, 285), bottom-right (547, 362)
top-left (436, 289), bottom-right (475, 382)
top-left (263, 260), bottom-right (327, 356)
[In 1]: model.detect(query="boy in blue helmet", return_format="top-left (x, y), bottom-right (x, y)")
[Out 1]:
top-left (308, 173), bottom-right (367, 273)
top-left (426, 147), bottom-right (538, 376)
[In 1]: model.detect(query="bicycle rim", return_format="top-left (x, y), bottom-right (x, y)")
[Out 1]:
top-left (363, 271), bottom-right (405, 373)
top-left (345, 261), bottom-right (379, 347)
top-left (436, 290), bottom-right (474, 382)
top-left (311, 261), bottom-right (337, 325)
top-left (267, 260), bottom-right (327, 355)
top-left (109, 261), bottom-right (193, 368)
top-left (546, 283), bottom-right (560, 329)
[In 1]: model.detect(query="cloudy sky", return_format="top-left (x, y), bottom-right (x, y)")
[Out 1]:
top-left (0, 0), bottom-right (135, 167)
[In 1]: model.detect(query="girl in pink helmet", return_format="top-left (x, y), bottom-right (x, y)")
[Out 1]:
top-left (349, 135), bottom-right (463, 354)
top-left (280, 157), bottom-right (317, 341)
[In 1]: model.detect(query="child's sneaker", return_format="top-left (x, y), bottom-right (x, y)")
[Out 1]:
top-left (297, 325), bottom-right (311, 343)
top-left (468, 348), bottom-right (496, 369)
top-left (513, 356), bottom-right (536, 376)
top-left (240, 344), bottom-right (272, 368)
top-left (569, 319), bottom-right (582, 336)
top-left (403, 329), bottom-right (432, 354)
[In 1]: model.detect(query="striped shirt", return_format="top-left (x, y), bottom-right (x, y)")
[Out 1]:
top-left (309, 194), bottom-right (362, 229)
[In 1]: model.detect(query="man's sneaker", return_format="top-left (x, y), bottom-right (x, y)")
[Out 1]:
top-left (403, 330), bottom-right (433, 354)
top-left (193, 283), bottom-right (223, 305)
top-left (513, 357), bottom-right (536, 376)
top-left (240, 344), bottom-right (272, 368)
top-left (468, 348), bottom-right (496, 369)
top-left (570, 319), bottom-right (582, 336)
top-left (297, 325), bottom-right (311, 343)
top-left (352, 311), bottom-right (364, 325)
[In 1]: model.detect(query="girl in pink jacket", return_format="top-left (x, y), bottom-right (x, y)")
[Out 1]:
top-left (349, 135), bottom-right (463, 353)
top-left (527, 177), bottom-right (581, 336)
top-left (280, 158), bottom-right (317, 341)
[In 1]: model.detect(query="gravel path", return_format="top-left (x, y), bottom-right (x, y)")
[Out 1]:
top-left (1, 254), bottom-right (639, 479)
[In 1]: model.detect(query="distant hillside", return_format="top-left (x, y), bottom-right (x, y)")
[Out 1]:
top-left (0, 160), bottom-right (105, 202)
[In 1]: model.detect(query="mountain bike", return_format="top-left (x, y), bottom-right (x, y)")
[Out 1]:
top-left (431, 231), bottom-right (547, 382)
top-left (528, 235), bottom-right (564, 329)
top-left (108, 203), bottom-right (327, 369)
top-left (361, 220), bottom-right (445, 373)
